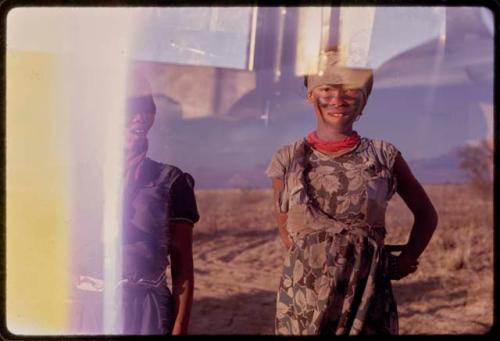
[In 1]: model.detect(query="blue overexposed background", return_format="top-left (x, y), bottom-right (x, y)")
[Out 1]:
top-left (130, 7), bottom-right (493, 187)
top-left (8, 6), bottom-right (494, 188)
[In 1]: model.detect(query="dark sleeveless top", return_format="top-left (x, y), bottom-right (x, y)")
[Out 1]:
top-left (120, 157), bottom-right (199, 334)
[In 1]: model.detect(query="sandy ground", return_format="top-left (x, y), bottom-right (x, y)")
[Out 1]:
top-left (188, 186), bottom-right (494, 335)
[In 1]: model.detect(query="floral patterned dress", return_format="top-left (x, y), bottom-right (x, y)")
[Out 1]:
top-left (266, 137), bottom-right (400, 335)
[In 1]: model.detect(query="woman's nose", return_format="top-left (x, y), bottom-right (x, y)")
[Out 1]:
top-left (131, 112), bottom-right (145, 123)
top-left (326, 90), bottom-right (347, 105)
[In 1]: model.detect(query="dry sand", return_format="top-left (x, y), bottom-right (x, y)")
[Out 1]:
top-left (188, 185), bottom-right (493, 335)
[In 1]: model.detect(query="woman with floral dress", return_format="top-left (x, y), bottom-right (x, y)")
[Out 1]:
top-left (266, 49), bottom-right (438, 335)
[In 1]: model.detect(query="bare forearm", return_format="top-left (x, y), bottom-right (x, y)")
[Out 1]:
top-left (275, 207), bottom-right (292, 248)
top-left (402, 207), bottom-right (438, 261)
top-left (272, 178), bottom-right (292, 249)
top-left (170, 223), bottom-right (194, 335)
top-left (393, 155), bottom-right (439, 263)
top-left (171, 269), bottom-right (194, 335)
top-left (277, 217), bottom-right (292, 249)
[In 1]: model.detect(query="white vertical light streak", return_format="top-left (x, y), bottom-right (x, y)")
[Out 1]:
top-left (7, 7), bottom-right (140, 334)
top-left (273, 7), bottom-right (286, 82)
top-left (59, 8), bottom-right (137, 334)
top-left (209, 7), bottom-right (219, 31)
top-left (479, 103), bottom-right (494, 143)
top-left (319, 7), bottom-right (332, 51)
top-left (418, 9), bottom-right (446, 157)
top-left (294, 7), bottom-right (323, 75)
top-left (338, 7), bottom-right (376, 68)
top-left (247, 7), bottom-right (258, 71)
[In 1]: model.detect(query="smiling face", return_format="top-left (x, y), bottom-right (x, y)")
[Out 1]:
top-left (307, 84), bottom-right (365, 132)
top-left (125, 96), bottom-right (156, 152)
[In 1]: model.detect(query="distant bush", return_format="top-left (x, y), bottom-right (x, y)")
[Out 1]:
top-left (458, 139), bottom-right (493, 199)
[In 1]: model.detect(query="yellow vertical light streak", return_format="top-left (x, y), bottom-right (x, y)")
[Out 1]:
top-left (6, 7), bottom-right (137, 335)
top-left (6, 49), bottom-right (69, 334)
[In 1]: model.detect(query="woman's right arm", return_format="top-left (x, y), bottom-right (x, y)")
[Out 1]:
top-left (272, 177), bottom-right (292, 249)
top-left (392, 154), bottom-right (438, 279)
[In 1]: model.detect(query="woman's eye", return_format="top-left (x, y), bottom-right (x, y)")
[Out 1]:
top-left (344, 90), bottom-right (359, 97)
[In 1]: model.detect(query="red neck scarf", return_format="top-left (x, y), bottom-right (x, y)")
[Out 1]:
top-left (306, 131), bottom-right (360, 153)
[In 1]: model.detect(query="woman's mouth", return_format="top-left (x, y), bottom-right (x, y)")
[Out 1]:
top-left (130, 128), bottom-right (146, 135)
top-left (324, 109), bottom-right (351, 117)
top-left (319, 103), bottom-right (352, 116)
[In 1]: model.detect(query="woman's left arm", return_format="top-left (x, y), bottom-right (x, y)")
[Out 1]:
top-left (393, 154), bottom-right (438, 277)
top-left (170, 222), bottom-right (194, 335)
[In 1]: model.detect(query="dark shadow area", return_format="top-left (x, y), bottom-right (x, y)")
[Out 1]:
top-left (190, 290), bottom-right (276, 335)
top-left (392, 276), bottom-right (443, 303)
top-left (194, 227), bottom-right (276, 242)
top-left (392, 276), bottom-right (469, 320)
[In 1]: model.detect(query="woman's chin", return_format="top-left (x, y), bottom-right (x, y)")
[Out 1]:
top-left (125, 135), bottom-right (146, 152)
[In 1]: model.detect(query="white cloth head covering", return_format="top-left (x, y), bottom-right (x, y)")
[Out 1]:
top-left (306, 49), bottom-right (374, 99)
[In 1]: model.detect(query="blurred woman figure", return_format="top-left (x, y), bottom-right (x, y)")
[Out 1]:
top-left (120, 70), bottom-right (199, 335)
top-left (266, 49), bottom-right (438, 335)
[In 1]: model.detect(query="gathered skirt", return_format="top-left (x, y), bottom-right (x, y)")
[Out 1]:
top-left (118, 275), bottom-right (174, 335)
top-left (275, 228), bottom-right (399, 335)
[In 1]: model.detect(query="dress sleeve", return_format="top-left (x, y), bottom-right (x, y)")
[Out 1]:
top-left (370, 139), bottom-right (401, 172)
top-left (380, 141), bottom-right (401, 172)
top-left (265, 146), bottom-right (291, 179)
top-left (379, 141), bottom-right (401, 200)
top-left (169, 172), bottom-right (200, 226)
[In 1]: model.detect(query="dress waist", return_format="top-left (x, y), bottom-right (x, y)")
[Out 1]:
top-left (293, 224), bottom-right (386, 246)
top-left (121, 271), bottom-right (166, 289)
top-left (76, 271), bottom-right (166, 293)
top-left (287, 203), bottom-right (386, 246)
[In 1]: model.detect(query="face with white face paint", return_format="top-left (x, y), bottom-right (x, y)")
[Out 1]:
top-left (307, 83), bottom-right (365, 130)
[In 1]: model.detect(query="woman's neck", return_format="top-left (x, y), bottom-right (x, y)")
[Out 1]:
top-left (125, 138), bottom-right (148, 158)
top-left (315, 125), bottom-right (354, 141)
